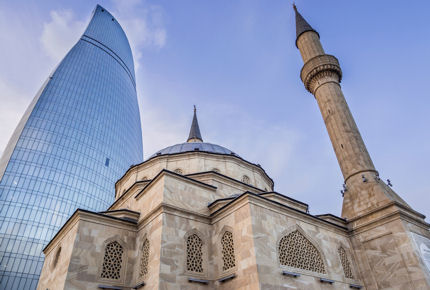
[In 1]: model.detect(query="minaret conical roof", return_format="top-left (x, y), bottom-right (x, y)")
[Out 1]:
top-left (187, 106), bottom-right (203, 143)
top-left (293, 4), bottom-right (319, 47)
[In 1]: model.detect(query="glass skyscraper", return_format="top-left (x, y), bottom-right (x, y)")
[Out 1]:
top-left (0, 5), bottom-right (143, 289)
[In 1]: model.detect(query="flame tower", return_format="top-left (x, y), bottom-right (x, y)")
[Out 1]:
top-left (0, 5), bottom-right (143, 289)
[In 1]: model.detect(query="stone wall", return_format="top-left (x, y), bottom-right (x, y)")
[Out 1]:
top-left (350, 208), bottom-right (430, 290)
top-left (246, 197), bottom-right (361, 289)
top-left (37, 217), bottom-right (79, 289)
top-left (116, 152), bottom-right (273, 196)
top-left (63, 213), bottom-right (136, 289)
top-left (133, 212), bottom-right (163, 288)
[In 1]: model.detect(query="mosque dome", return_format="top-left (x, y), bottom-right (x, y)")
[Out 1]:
top-left (120, 106), bottom-right (274, 195)
top-left (151, 142), bottom-right (238, 158)
top-left (150, 106), bottom-right (240, 159)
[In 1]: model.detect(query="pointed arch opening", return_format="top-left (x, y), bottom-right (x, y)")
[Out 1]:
top-left (186, 233), bottom-right (203, 273)
top-left (221, 231), bottom-right (236, 272)
top-left (100, 241), bottom-right (124, 280)
top-left (278, 229), bottom-right (326, 274)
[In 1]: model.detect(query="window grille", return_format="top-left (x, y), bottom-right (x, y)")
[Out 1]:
top-left (139, 239), bottom-right (150, 278)
top-left (186, 234), bottom-right (203, 273)
top-left (101, 241), bottom-right (123, 280)
top-left (338, 246), bottom-right (354, 279)
top-left (278, 230), bottom-right (326, 274)
top-left (221, 231), bottom-right (236, 271)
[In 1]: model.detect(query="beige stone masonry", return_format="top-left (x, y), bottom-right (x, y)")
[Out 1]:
top-left (115, 151), bottom-right (273, 196)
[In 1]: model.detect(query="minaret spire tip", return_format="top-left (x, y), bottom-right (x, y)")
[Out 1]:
top-left (293, 4), bottom-right (319, 48)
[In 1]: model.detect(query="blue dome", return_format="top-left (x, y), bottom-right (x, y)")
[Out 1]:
top-left (150, 142), bottom-right (239, 159)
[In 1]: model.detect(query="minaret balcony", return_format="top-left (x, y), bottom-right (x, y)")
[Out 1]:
top-left (300, 54), bottom-right (342, 93)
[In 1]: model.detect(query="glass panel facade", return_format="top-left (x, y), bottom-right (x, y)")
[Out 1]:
top-left (0, 5), bottom-right (143, 289)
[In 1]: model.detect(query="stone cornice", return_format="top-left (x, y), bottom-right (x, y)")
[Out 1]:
top-left (110, 180), bottom-right (149, 210)
top-left (347, 200), bottom-right (426, 224)
top-left (134, 169), bottom-right (216, 200)
top-left (42, 209), bottom-right (137, 253)
top-left (210, 191), bottom-right (348, 232)
top-left (42, 211), bottom-right (80, 255)
top-left (261, 192), bottom-right (309, 209)
top-left (115, 179), bottom-right (149, 199)
top-left (78, 209), bottom-right (138, 229)
top-left (187, 171), bottom-right (267, 193)
top-left (137, 202), bottom-right (211, 230)
top-left (115, 150), bottom-right (274, 189)
top-left (348, 202), bottom-right (430, 235)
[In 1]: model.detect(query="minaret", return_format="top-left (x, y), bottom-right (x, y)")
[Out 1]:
top-left (293, 5), bottom-right (409, 219)
top-left (187, 105), bottom-right (203, 143)
top-left (293, 7), bottom-right (430, 289)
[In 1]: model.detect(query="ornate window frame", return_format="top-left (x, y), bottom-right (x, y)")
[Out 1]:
top-left (337, 242), bottom-right (360, 283)
top-left (98, 237), bottom-right (127, 285)
top-left (184, 229), bottom-right (208, 279)
top-left (217, 226), bottom-right (238, 278)
top-left (277, 224), bottom-right (329, 278)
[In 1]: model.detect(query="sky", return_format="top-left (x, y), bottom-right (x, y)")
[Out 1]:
top-left (0, 0), bottom-right (429, 219)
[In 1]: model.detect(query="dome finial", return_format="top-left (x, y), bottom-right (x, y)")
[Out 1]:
top-left (187, 106), bottom-right (203, 143)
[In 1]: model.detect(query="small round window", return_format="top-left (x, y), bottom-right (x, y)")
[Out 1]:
top-left (241, 175), bottom-right (250, 184)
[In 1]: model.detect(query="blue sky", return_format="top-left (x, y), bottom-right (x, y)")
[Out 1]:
top-left (0, 0), bottom-right (429, 218)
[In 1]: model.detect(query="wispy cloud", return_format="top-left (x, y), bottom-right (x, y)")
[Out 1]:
top-left (40, 10), bottom-right (86, 62)
top-left (111, 0), bottom-right (167, 70)
top-left (0, 6), bottom-right (51, 155)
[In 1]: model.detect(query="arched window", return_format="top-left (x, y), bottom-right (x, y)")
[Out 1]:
top-left (101, 241), bottom-right (124, 280)
top-left (338, 246), bottom-right (354, 279)
top-left (140, 239), bottom-right (150, 278)
top-left (241, 175), bottom-right (250, 184)
top-left (278, 230), bottom-right (326, 274)
top-left (186, 234), bottom-right (203, 273)
top-left (174, 168), bottom-right (183, 175)
top-left (221, 231), bottom-right (236, 271)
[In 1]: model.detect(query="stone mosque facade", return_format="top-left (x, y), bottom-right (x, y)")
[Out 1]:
top-left (37, 6), bottom-right (430, 290)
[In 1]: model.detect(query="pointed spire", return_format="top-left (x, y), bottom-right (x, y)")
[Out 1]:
top-left (293, 4), bottom-right (319, 47)
top-left (187, 105), bottom-right (203, 143)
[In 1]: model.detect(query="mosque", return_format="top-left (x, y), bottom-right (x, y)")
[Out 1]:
top-left (37, 6), bottom-right (430, 290)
